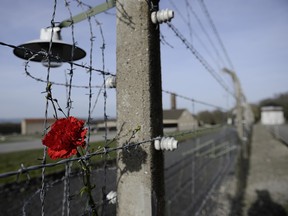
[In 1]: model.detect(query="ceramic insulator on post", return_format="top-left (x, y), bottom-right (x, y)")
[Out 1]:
top-left (151, 9), bottom-right (174, 24)
top-left (154, 137), bottom-right (178, 151)
top-left (105, 76), bottom-right (116, 88)
top-left (106, 191), bottom-right (117, 204)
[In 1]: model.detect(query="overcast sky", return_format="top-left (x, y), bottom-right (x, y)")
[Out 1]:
top-left (0, 0), bottom-right (287, 120)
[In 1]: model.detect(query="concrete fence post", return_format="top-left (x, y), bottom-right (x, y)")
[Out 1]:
top-left (115, 0), bottom-right (165, 215)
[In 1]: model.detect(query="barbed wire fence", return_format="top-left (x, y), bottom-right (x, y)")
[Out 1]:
top-left (0, 0), bottom-right (253, 215)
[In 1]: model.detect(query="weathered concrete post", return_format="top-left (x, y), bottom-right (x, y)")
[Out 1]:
top-left (115, 0), bottom-right (165, 215)
top-left (223, 68), bottom-right (244, 139)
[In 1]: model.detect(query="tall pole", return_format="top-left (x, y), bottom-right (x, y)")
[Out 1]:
top-left (116, 0), bottom-right (165, 215)
top-left (223, 68), bottom-right (244, 139)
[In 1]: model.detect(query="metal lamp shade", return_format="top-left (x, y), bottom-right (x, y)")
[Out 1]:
top-left (13, 27), bottom-right (86, 68)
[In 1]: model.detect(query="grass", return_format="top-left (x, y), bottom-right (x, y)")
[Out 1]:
top-left (0, 126), bottom-right (223, 185)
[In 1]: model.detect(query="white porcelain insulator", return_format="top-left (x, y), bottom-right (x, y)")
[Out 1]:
top-left (105, 76), bottom-right (116, 88)
top-left (106, 191), bottom-right (117, 204)
top-left (151, 9), bottom-right (174, 24)
top-left (154, 137), bottom-right (178, 151)
top-left (40, 27), bottom-right (62, 41)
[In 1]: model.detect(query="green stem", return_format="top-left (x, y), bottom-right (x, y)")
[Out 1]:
top-left (77, 151), bottom-right (98, 216)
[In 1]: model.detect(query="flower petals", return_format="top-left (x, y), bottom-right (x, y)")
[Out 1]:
top-left (42, 116), bottom-right (87, 160)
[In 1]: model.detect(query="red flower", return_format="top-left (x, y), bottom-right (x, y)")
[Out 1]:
top-left (42, 116), bottom-right (87, 160)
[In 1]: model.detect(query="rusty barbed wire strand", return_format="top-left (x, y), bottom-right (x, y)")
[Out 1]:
top-left (63, 0), bottom-right (77, 118)
top-left (166, 22), bottom-right (235, 98)
top-left (74, 0), bottom-right (95, 153)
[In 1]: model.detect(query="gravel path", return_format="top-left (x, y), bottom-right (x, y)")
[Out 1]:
top-left (243, 124), bottom-right (288, 215)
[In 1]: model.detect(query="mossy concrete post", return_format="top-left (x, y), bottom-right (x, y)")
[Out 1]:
top-left (115, 0), bottom-right (165, 215)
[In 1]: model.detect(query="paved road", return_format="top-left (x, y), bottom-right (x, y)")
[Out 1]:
top-left (0, 133), bottom-right (117, 153)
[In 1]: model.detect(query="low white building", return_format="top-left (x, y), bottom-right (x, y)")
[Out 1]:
top-left (21, 118), bottom-right (56, 135)
top-left (260, 106), bottom-right (285, 125)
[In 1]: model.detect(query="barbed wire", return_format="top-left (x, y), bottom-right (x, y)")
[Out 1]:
top-left (197, 0), bottom-right (235, 71)
top-left (74, 0), bottom-right (95, 151)
top-left (184, 0), bottom-right (193, 42)
top-left (166, 22), bottom-right (235, 99)
top-left (40, 0), bottom-right (59, 214)
top-left (164, 126), bottom-right (238, 215)
top-left (168, 0), bottom-right (223, 71)
top-left (185, 0), bottom-right (226, 68)
top-left (162, 89), bottom-right (227, 111)
top-left (0, 136), bottom-right (157, 179)
top-left (0, 39), bottom-right (230, 107)
top-left (62, 1), bottom-right (82, 214)
top-left (73, 1), bottom-right (111, 213)
top-left (194, 154), bottom-right (234, 216)
top-left (64, 0), bottom-right (77, 117)
top-left (27, 69), bottom-right (103, 89)
top-left (0, 125), bottom-right (225, 180)
top-left (0, 1), bottom-right (241, 215)
top-left (0, 41), bottom-right (115, 77)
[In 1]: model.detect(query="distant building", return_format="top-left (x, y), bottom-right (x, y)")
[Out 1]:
top-left (21, 118), bottom-right (56, 135)
top-left (22, 118), bottom-right (100, 135)
top-left (95, 109), bottom-right (198, 132)
top-left (22, 109), bottom-right (198, 135)
top-left (94, 119), bottom-right (117, 132)
top-left (163, 109), bottom-right (198, 132)
top-left (260, 106), bottom-right (285, 125)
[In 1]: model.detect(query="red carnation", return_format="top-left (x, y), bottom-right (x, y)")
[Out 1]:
top-left (42, 116), bottom-right (87, 160)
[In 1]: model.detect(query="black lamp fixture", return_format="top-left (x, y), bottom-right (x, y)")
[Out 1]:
top-left (13, 0), bottom-right (116, 68)
top-left (13, 27), bottom-right (86, 68)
